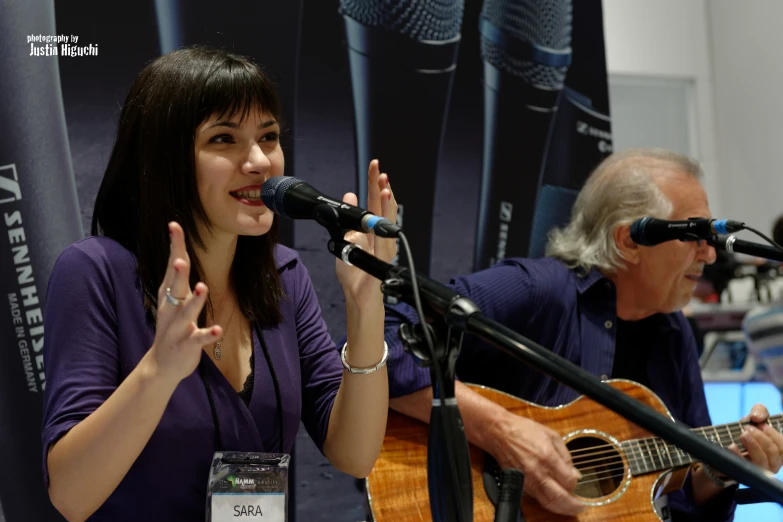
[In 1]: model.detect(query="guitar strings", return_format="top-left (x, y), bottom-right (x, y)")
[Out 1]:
top-left (566, 422), bottom-right (757, 460)
top-left (564, 431), bottom-right (752, 472)
top-left (566, 416), bottom-right (781, 462)
top-left (573, 468), bottom-right (630, 486)
top-left (566, 422), bottom-right (754, 457)
top-left (569, 438), bottom-right (746, 469)
top-left (567, 437), bottom-right (742, 464)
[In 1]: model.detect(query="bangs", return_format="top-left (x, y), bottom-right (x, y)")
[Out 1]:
top-left (198, 59), bottom-right (281, 124)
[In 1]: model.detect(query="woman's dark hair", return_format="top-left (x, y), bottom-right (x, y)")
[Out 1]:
top-left (92, 46), bottom-right (284, 325)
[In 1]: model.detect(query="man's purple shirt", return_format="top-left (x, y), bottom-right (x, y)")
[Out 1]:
top-left (382, 257), bottom-right (736, 522)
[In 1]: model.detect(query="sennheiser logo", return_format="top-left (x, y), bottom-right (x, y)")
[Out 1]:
top-left (575, 121), bottom-right (612, 140)
top-left (499, 202), bottom-right (513, 223)
top-left (316, 195), bottom-right (348, 209)
top-left (2, 164), bottom-right (46, 393)
top-left (492, 202), bottom-right (513, 264)
top-left (575, 122), bottom-right (614, 154)
top-left (0, 164), bottom-right (22, 204)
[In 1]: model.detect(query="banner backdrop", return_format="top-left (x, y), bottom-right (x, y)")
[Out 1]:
top-left (472, 0), bottom-right (613, 269)
top-left (0, 2), bottom-right (83, 521)
top-left (529, 0), bottom-right (613, 259)
top-left (1, 1), bottom-right (612, 520)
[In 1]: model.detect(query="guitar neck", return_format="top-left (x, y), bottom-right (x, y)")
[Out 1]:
top-left (620, 414), bottom-right (783, 475)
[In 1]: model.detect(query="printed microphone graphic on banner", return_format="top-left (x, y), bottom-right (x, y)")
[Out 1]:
top-left (0, 1), bottom-right (83, 521)
top-left (340, 0), bottom-right (464, 274)
top-left (154, 0), bottom-right (303, 248)
top-left (473, 0), bottom-right (573, 270)
top-left (528, 0), bottom-right (613, 258)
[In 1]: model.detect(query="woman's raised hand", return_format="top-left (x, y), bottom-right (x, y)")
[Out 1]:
top-left (149, 222), bottom-right (222, 383)
top-left (335, 160), bottom-right (398, 305)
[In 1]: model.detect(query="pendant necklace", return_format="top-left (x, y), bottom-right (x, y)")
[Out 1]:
top-left (213, 301), bottom-right (236, 361)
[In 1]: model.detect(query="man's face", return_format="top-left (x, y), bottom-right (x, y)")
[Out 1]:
top-left (628, 173), bottom-right (717, 314)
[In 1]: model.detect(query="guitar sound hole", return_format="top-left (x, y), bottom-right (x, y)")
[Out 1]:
top-left (567, 436), bottom-right (625, 499)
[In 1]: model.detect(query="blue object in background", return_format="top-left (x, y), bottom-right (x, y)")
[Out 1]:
top-left (704, 382), bottom-right (783, 521)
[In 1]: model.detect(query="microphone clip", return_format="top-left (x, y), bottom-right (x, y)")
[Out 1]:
top-left (313, 203), bottom-right (349, 243)
top-left (317, 204), bottom-right (364, 268)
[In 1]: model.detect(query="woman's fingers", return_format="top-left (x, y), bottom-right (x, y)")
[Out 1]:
top-left (375, 174), bottom-right (397, 262)
top-left (366, 160), bottom-right (382, 216)
top-left (151, 222), bottom-right (225, 382)
top-left (379, 174), bottom-right (397, 222)
top-left (188, 325), bottom-right (223, 350)
top-left (343, 192), bottom-right (359, 207)
top-left (166, 222), bottom-right (191, 301)
top-left (166, 282), bottom-right (210, 341)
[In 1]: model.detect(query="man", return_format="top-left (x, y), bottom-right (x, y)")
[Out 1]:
top-left (384, 149), bottom-right (783, 521)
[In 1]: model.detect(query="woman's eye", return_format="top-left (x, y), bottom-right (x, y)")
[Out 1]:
top-left (209, 134), bottom-right (234, 144)
top-left (260, 132), bottom-right (279, 143)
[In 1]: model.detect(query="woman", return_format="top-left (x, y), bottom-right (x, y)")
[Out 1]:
top-left (41, 46), bottom-right (394, 521)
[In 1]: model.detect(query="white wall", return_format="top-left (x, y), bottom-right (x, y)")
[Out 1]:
top-left (708, 0), bottom-right (783, 235)
top-left (602, 0), bottom-right (722, 217)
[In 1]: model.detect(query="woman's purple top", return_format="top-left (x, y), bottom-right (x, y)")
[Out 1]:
top-left (41, 237), bottom-right (343, 521)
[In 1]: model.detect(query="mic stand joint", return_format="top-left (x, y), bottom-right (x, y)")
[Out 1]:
top-left (398, 313), bottom-right (474, 522)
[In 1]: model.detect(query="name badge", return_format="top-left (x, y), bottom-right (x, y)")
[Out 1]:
top-left (207, 451), bottom-right (290, 522)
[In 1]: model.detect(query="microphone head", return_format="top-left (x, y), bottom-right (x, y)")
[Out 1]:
top-left (261, 176), bottom-right (304, 218)
top-left (339, 0), bottom-right (465, 41)
top-left (481, 0), bottom-right (572, 87)
top-left (629, 217), bottom-right (649, 245)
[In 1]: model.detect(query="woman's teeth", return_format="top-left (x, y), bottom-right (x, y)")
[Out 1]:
top-left (232, 189), bottom-right (261, 200)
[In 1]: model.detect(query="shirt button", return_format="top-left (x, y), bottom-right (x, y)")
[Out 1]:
top-left (604, 320), bottom-right (613, 329)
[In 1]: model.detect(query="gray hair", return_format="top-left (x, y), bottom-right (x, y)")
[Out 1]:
top-left (545, 148), bottom-right (703, 272)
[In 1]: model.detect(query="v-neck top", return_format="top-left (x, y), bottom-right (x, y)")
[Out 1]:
top-left (238, 353), bottom-right (255, 406)
top-left (41, 237), bottom-right (343, 521)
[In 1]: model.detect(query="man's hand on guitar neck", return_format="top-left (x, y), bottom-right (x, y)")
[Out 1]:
top-left (692, 403), bottom-right (783, 505)
top-left (389, 381), bottom-right (585, 516)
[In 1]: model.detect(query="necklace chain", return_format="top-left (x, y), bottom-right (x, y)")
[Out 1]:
top-left (212, 294), bottom-right (236, 361)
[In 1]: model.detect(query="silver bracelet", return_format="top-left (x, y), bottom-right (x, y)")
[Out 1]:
top-left (699, 463), bottom-right (738, 488)
top-left (340, 341), bottom-right (388, 374)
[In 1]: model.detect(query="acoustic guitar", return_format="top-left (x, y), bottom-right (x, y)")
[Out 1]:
top-left (366, 380), bottom-right (780, 522)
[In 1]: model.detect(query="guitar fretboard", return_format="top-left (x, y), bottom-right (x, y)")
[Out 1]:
top-left (618, 414), bottom-right (783, 475)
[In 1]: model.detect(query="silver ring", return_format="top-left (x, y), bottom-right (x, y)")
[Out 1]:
top-left (165, 287), bottom-right (185, 306)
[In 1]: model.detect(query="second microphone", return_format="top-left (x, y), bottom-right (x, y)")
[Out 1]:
top-left (261, 176), bottom-right (401, 238)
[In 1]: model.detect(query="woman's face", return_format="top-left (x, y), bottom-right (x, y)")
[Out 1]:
top-left (193, 108), bottom-right (284, 240)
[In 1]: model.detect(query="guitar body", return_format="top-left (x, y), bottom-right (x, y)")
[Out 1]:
top-left (367, 380), bottom-right (690, 522)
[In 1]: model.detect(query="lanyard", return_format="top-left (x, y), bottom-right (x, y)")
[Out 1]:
top-left (200, 323), bottom-right (285, 453)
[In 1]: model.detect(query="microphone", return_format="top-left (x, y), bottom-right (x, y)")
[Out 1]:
top-left (711, 234), bottom-right (783, 262)
top-left (261, 176), bottom-right (401, 238)
top-left (527, 0), bottom-right (613, 259)
top-left (473, 0), bottom-right (574, 270)
top-left (339, 0), bottom-right (464, 273)
top-left (494, 469), bottom-right (524, 522)
top-left (630, 217), bottom-right (745, 246)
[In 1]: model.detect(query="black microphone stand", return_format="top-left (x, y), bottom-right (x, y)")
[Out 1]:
top-left (709, 234), bottom-right (783, 262)
top-left (317, 208), bottom-right (783, 517)
top-left (398, 312), bottom-right (475, 522)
